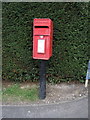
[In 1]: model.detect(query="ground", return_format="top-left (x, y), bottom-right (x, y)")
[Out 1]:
top-left (2, 80), bottom-right (88, 105)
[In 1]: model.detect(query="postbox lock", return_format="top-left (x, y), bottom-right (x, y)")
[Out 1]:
top-left (40, 36), bottom-right (43, 38)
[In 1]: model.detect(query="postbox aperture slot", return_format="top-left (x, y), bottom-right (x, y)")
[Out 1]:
top-left (34, 26), bottom-right (49, 28)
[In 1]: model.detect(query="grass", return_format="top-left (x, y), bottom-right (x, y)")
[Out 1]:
top-left (3, 84), bottom-right (38, 102)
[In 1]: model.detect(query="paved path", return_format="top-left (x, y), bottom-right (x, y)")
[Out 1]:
top-left (1, 0), bottom-right (89, 2)
top-left (2, 97), bottom-right (88, 118)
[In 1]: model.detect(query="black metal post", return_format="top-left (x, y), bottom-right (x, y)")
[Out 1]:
top-left (39, 60), bottom-right (47, 99)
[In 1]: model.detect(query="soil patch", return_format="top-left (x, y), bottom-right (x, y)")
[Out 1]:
top-left (2, 80), bottom-right (88, 105)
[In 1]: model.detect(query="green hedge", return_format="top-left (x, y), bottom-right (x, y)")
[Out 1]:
top-left (2, 2), bottom-right (89, 83)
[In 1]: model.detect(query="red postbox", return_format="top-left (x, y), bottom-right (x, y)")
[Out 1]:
top-left (33, 18), bottom-right (53, 60)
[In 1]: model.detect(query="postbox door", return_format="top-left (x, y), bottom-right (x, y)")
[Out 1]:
top-left (33, 35), bottom-right (50, 60)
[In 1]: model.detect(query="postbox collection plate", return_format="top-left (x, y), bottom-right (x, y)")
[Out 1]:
top-left (37, 39), bottom-right (45, 53)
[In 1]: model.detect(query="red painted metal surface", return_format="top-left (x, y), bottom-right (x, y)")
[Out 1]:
top-left (33, 18), bottom-right (53, 60)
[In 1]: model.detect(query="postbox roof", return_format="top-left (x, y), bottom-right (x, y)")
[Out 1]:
top-left (34, 18), bottom-right (52, 27)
